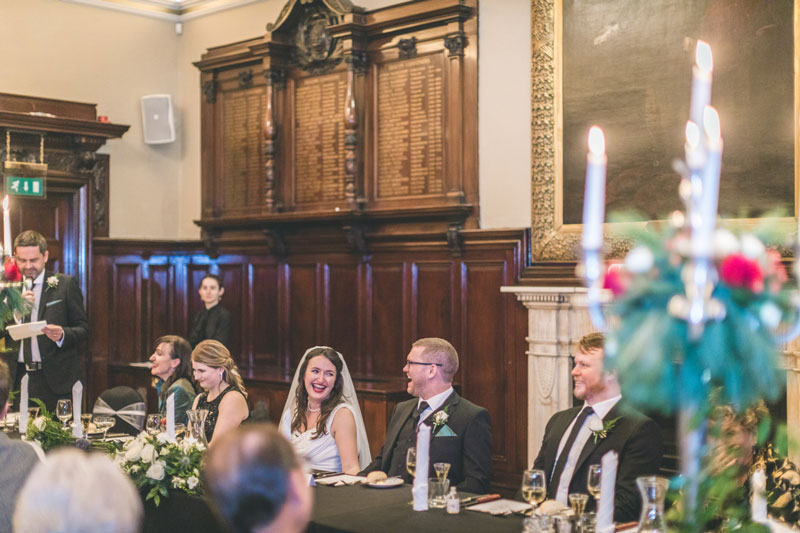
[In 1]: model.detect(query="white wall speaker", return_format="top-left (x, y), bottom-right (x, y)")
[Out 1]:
top-left (140, 94), bottom-right (176, 145)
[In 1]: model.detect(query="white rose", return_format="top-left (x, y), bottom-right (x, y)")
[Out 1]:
top-left (187, 476), bottom-right (199, 490)
top-left (624, 246), bottom-right (654, 274)
top-left (760, 302), bottom-right (783, 330)
top-left (129, 465), bottom-right (140, 474)
top-left (740, 234), bottom-right (765, 260)
top-left (145, 461), bottom-right (166, 481)
top-left (587, 417), bottom-right (604, 432)
top-left (140, 443), bottom-right (156, 464)
top-left (33, 417), bottom-right (46, 431)
top-left (712, 228), bottom-right (740, 259)
top-left (157, 432), bottom-right (170, 444)
top-left (159, 447), bottom-right (169, 456)
top-left (171, 477), bottom-right (185, 488)
top-left (124, 441), bottom-right (144, 462)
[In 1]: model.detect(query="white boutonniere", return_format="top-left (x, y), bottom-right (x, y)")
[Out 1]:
top-left (589, 416), bottom-right (621, 444)
top-left (431, 408), bottom-right (450, 432)
top-left (46, 275), bottom-right (59, 289)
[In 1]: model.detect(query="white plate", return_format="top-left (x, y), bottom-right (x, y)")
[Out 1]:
top-left (366, 477), bottom-right (404, 489)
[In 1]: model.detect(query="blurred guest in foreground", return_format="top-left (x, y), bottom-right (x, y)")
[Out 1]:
top-left (188, 274), bottom-right (232, 348)
top-left (191, 339), bottom-right (249, 445)
top-left (361, 337), bottom-right (492, 493)
top-left (149, 334), bottom-right (196, 425)
top-left (0, 360), bottom-right (40, 532)
top-left (13, 449), bottom-right (142, 533)
top-left (205, 423), bottom-right (313, 533)
top-left (279, 346), bottom-right (371, 474)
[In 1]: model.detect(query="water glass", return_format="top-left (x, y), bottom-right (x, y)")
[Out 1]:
top-left (4, 412), bottom-right (18, 432)
top-left (523, 515), bottom-right (555, 533)
top-left (428, 478), bottom-right (450, 509)
top-left (146, 414), bottom-right (161, 435)
top-left (579, 512), bottom-right (596, 533)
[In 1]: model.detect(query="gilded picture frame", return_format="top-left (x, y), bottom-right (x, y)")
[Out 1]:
top-left (530, 0), bottom-right (799, 262)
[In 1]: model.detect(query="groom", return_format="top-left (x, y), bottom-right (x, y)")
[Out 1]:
top-left (361, 338), bottom-right (492, 494)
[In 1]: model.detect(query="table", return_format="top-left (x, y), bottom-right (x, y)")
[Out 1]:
top-left (308, 484), bottom-right (524, 533)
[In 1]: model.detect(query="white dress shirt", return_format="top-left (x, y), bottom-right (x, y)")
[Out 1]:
top-left (553, 394), bottom-right (622, 505)
top-left (18, 271), bottom-right (45, 363)
top-left (417, 386), bottom-right (454, 428)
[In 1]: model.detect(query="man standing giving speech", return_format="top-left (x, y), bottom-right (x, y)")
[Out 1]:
top-left (8, 230), bottom-right (88, 412)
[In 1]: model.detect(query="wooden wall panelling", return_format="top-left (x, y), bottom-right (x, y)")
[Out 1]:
top-left (250, 261), bottom-right (281, 368)
top-left (327, 260), bottom-right (362, 363)
top-left (367, 261), bottom-right (407, 376)
top-left (146, 261), bottom-right (175, 345)
top-left (288, 262), bottom-right (319, 365)
top-left (111, 262), bottom-right (143, 365)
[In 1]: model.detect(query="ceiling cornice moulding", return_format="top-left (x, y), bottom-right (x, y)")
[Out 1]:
top-left (61, 0), bottom-right (264, 22)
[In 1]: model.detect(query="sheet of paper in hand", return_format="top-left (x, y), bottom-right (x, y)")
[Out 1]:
top-left (7, 321), bottom-right (46, 341)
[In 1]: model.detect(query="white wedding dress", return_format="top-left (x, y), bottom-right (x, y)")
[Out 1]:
top-left (281, 403), bottom-right (357, 472)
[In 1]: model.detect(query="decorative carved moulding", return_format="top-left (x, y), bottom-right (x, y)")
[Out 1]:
top-left (194, 0), bottom-right (478, 246)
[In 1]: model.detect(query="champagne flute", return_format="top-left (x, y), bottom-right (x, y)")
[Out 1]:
top-left (569, 493), bottom-right (589, 518)
top-left (406, 447), bottom-right (417, 478)
top-left (587, 464), bottom-right (602, 502)
top-left (56, 399), bottom-right (72, 430)
top-left (433, 462), bottom-right (451, 482)
top-left (94, 416), bottom-right (115, 442)
top-left (521, 469), bottom-right (547, 512)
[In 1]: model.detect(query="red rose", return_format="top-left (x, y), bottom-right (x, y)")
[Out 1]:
top-left (719, 254), bottom-right (763, 293)
top-left (3, 258), bottom-right (20, 281)
top-left (603, 263), bottom-right (628, 297)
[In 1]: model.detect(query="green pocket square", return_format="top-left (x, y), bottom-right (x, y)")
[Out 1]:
top-left (435, 424), bottom-right (457, 437)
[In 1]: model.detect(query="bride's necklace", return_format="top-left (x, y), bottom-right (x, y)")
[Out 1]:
top-left (307, 405), bottom-right (321, 412)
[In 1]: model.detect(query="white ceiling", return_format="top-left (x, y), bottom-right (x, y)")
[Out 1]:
top-left (62, 0), bottom-right (264, 22)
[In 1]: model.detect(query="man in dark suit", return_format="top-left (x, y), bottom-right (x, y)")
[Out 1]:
top-left (7, 230), bottom-right (88, 413)
top-left (361, 338), bottom-right (492, 494)
top-left (533, 332), bottom-right (662, 522)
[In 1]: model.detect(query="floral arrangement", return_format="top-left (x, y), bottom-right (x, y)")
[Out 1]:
top-left (115, 431), bottom-right (205, 506)
top-left (603, 220), bottom-right (793, 415)
top-left (0, 254), bottom-right (28, 332)
top-left (758, 444), bottom-right (800, 527)
top-left (24, 398), bottom-right (117, 453)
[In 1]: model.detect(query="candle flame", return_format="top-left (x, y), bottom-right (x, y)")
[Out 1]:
top-left (685, 121), bottom-right (700, 148)
top-left (588, 126), bottom-right (605, 155)
top-left (2, 196), bottom-right (7, 212)
top-left (703, 106), bottom-right (721, 140)
top-left (695, 40), bottom-right (713, 73)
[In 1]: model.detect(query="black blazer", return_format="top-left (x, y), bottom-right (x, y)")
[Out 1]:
top-left (188, 303), bottom-right (232, 348)
top-left (5, 272), bottom-right (89, 395)
top-left (362, 391), bottom-right (492, 494)
top-left (533, 402), bottom-right (662, 523)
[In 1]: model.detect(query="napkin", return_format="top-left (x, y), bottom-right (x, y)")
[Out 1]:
top-left (751, 469), bottom-right (767, 523)
top-left (166, 393), bottom-right (175, 439)
top-left (412, 423), bottom-right (431, 511)
top-left (597, 450), bottom-right (618, 532)
top-left (19, 374), bottom-right (29, 434)
top-left (72, 381), bottom-right (83, 437)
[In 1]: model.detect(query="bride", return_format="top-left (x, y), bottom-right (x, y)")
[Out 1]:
top-left (279, 346), bottom-right (371, 474)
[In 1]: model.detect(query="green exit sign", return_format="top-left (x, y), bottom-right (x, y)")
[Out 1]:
top-left (5, 176), bottom-right (45, 197)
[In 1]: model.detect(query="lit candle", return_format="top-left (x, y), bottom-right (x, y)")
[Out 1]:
top-left (694, 106), bottom-right (723, 257)
top-left (689, 41), bottom-right (713, 129)
top-left (3, 196), bottom-right (10, 258)
top-left (582, 126), bottom-right (607, 250)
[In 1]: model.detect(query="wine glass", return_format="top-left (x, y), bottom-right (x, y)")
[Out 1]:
top-left (406, 447), bottom-right (416, 478)
top-left (433, 462), bottom-right (451, 482)
top-left (146, 414), bottom-right (161, 435)
top-left (56, 399), bottom-right (72, 430)
top-left (521, 469), bottom-right (547, 512)
top-left (94, 416), bottom-right (115, 442)
top-left (81, 414), bottom-right (93, 437)
top-left (587, 464), bottom-right (602, 502)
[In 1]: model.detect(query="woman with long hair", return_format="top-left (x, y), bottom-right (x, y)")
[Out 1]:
top-left (279, 347), bottom-right (371, 474)
top-left (190, 340), bottom-right (249, 445)
top-left (188, 274), bottom-right (232, 348)
top-left (149, 335), bottom-right (196, 425)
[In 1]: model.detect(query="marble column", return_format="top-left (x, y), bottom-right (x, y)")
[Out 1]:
top-left (501, 286), bottom-right (596, 465)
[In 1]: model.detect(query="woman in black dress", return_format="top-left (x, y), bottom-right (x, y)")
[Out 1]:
top-left (188, 274), bottom-right (232, 348)
top-left (190, 340), bottom-right (249, 445)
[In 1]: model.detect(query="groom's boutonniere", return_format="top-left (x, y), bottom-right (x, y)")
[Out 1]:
top-left (589, 416), bottom-right (621, 444)
top-left (46, 275), bottom-right (59, 290)
top-left (431, 407), bottom-right (450, 432)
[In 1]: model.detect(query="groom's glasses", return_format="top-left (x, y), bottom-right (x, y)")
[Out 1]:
top-left (406, 360), bottom-right (443, 367)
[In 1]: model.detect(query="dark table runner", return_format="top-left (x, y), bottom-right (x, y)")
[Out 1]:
top-left (308, 484), bottom-right (524, 533)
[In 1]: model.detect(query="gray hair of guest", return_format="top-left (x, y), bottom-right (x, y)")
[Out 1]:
top-left (13, 449), bottom-right (142, 533)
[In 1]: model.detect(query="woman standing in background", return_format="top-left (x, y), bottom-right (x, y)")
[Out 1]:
top-left (188, 274), bottom-right (232, 348)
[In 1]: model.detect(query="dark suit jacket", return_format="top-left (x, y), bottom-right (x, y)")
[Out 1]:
top-left (362, 391), bottom-right (492, 494)
top-left (4, 272), bottom-right (89, 395)
top-left (533, 401), bottom-right (662, 523)
top-left (188, 303), bottom-right (232, 348)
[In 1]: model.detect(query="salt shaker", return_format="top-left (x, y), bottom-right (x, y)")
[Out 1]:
top-left (446, 487), bottom-right (460, 514)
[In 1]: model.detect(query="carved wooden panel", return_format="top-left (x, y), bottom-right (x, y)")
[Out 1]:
top-left (221, 87), bottom-right (266, 211)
